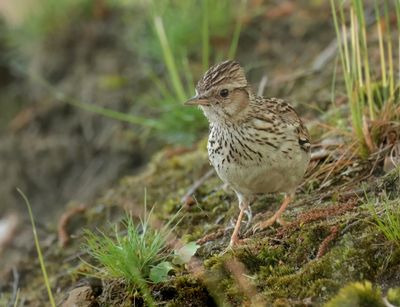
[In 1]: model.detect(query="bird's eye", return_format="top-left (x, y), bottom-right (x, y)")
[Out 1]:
top-left (219, 89), bottom-right (229, 98)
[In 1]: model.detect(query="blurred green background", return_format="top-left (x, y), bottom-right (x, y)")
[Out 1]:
top-left (0, 0), bottom-right (333, 220)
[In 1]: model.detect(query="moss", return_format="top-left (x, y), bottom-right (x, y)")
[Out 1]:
top-left (375, 167), bottom-right (400, 198)
top-left (79, 146), bottom-right (400, 305)
top-left (14, 138), bottom-right (400, 305)
top-left (104, 143), bottom-right (399, 304)
top-left (324, 281), bottom-right (385, 307)
top-left (95, 279), bottom-right (136, 306)
top-left (287, 223), bottom-right (332, 265)
top-left (243, 222), bottom-right (394, 303)
top-left (99, 142), bottom-right (239, 243)
top-left (202, 252), bottom-right (252, 305)
top-left (167, 275), bottom-right (216, 307)
top-left (387, 287), bottom-right (400, 305)
top-left (96, 275), bottom-right (216, 306)
top-left (234, 243), bottom-right (287, 275)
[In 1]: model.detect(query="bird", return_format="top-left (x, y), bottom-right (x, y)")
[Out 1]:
top-left (184, 60), bottom-right (310, 247)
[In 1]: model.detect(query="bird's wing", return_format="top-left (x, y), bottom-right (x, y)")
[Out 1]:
top-left (274, 99), bottom-right (311, 153)
top-left (250, 98), bottom-right (311, 153)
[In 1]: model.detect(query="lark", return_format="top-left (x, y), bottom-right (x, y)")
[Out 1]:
top-left (185, 60), bottom-right (310, 246)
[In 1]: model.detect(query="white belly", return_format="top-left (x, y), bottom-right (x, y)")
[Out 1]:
top-left (208, 125), bottom-right (309, 196)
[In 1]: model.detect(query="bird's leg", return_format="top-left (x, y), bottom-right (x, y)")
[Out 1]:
top-left (244, 206), bottom-right (253, 228)
top-left (229, 199), bottom-right (249, 247)
top-left (253, 194), bottom-right (292, 232)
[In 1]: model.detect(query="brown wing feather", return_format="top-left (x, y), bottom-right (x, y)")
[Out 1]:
top-left (252, 97), bottom-right (311, 153)
top-left (274, 99), bottom-right (311, 153)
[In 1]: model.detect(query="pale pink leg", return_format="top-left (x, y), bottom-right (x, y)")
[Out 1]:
top-left (229, 208), bottom-right (245, 247)
top-left (253, 194), bottom-right (292, 232)
top-left (229, 194), bottom-right (250, 247)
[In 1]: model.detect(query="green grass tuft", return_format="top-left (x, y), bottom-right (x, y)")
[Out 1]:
top-left (365, 192), bottom-right (400, 246)
top-left (83, 198), bottom-right (182, 305)
top-left (330, 0), bottom-right (400, 156)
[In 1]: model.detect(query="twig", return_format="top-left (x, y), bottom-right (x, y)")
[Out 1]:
top-left (62, 250), bottom-right (87, 263)
top-left (383, 297), bottom-right (397, 307)
top-left (316, 225), bottom-right (339, 258)
top-left (196, 229), bottom-right (225, 245)
top-left (340, 214), bottom-right (365, 235)
top-left (277, 199), bottom-right (358, 237)
top-left (369, 144), bottom-right (386, 176)
top-left (181, 169), bottom-right (214, 204)
top-left (320, 142), bottom-right (357, 186)
top-left (58, 206), bottom-right (86, 247)
top-left (269, 8), bottom-right (376, 87)
top-left (312, 7), bottom-right (375, 72)
top-left (294, 184), bottom-right (364, 210)
top-left (316, 186), bottom-right (367, 202)
top-left (310, 149), bottom-right (331, 161)
top-left (311, 37), bottom-right (340, 72)
top-left (257, 75), bottom-right (268, 96)
top-left (363, 116), bottom-right (377, 153)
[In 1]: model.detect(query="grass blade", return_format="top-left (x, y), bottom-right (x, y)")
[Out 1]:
top-left (153, 16), bottom-right (187, 102)
top-left (228, 0), bottom-right (246, 59)
top-left (16, 189), bottom-right (56, 307)
top-left (202, 0), bottom-right (209, 71)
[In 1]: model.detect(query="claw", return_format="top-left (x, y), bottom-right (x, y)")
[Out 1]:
top-left (276, 217), bottom-right (289, 226)
top-left (252, 194), bottom-right (292, 234)
top-left (222, 244), bottom-right (234, 254)
top-left (252, 216), bottom-right (276, 234)
top-left (229, 236), bottom-right (240, 247)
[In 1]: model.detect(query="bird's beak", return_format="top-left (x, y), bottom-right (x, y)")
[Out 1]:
top-left (184, 95), bottom-right (210, 106)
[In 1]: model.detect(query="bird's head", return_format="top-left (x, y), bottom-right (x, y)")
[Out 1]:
top-left (184, 60), bottom-right (253, 124)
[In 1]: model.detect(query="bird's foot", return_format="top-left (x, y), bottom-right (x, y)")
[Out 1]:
top-left (229, 234), bottom-right (241, 247)
top-left (222, 235), bottom-right (244, 253)
top-left (276, 217), bottom-right (289, 226)
top-left (253, 194), bottom-right (292, 233)
top-left (252, 217), bottom-right (275, 234)
top-left (252, 214), bottom-right (288, 233)
top-left (227, 208), bottom-right (252, 230)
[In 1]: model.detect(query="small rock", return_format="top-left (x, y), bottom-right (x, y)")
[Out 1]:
top-left (60, 278), bottom-right (102, 307)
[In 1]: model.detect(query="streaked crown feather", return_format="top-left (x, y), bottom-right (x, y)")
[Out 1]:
top-left (196, 60), bottom-right (248, 93)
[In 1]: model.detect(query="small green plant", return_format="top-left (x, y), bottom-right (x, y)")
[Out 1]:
top-left (83, 199), bottom-right (199, 305)
top-left (365, 193), bottom-right (400, 245)
top-left (84, 210), bottom-right (172, 306)
top-left (324, 281), bottom-right (385, 307)
top-left (331, 0), bottom-right (400, 156)
top-left (84, 210), bottom-right (174, 277)
top-left (17, 189), bottom-right (56, 307)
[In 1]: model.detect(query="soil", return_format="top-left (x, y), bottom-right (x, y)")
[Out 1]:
top-left (1, 1), bottom-right (400, 306)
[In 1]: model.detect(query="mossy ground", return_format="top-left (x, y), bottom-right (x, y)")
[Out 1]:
top-left (66, 145), bottom-right (400, 305)
top-left (2, 137), bottom-right (399, 306)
